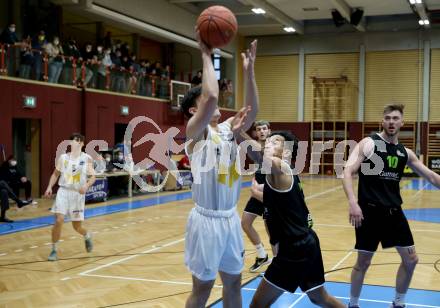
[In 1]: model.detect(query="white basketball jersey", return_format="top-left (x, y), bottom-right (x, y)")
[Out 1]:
top-left (58, 153), bottom-right (91, 190)
top-left (187, 121), bottom-right (242, 211)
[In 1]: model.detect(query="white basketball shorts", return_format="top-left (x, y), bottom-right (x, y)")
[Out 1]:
top-left (51, 187), bottom-right (85, 221)
top-left (184, 205), bottom-right (244, 281)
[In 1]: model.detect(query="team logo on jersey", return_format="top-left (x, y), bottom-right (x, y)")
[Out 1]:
top-left (397, 150), bottom-right (405, 157)
top-left (307, 213), bottom-right (314, 228)
top-left (79, 160), bottom-right (85, 166)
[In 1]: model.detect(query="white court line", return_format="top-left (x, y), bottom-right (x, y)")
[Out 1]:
top-left (78, 237), bottom-right (185, 276)
top-left (315, 223), bottom-right (440, 233)
top-left (81, 273), bottom-right (195, 286)
top-left (288, 251), bottom-right (353, 308)
top-left (78, 186), bottom-right (342, 282)
top-left (241, 287), bottom-right (439, 308)
top-left (331, 295), bottom-right (440, 308)
top-left (408, 182), bottom-right (430, 199)
top-left (304, 186), bottom-right (342, 201)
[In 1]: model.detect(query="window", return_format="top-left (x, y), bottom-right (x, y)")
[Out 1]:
top-left (213, 54), bottom-right (221, 80)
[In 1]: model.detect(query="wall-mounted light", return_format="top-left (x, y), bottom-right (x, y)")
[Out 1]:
top-left (120, 105), bottom-right (129, 116)
top-left (283, 26), bottom-right (296, 33)
top-left (251, 8), bottom-right (266, 14)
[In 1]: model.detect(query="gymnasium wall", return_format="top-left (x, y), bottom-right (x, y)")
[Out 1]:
top-left (365, 50), bottom-right (423, 122)
top-left (247, 29), bottom-right (440, 123)
top-left (304, 53), bottom-right (359, 121)
top-left (0, 77), bottom-right (235, 195)
top-left (254, 55), bottom-right (299, 122)
top-left (431, 49), bottom-right (440, 121)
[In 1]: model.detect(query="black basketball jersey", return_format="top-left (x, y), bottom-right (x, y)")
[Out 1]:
top-left (358, 133), bottom-right (408, 208)
top-left (263, 174), bottom-right (312, 241)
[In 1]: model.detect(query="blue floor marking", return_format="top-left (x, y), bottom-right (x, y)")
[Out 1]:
top-left (211, 277), bottom-right (440, 307)
top-left (403, 178), bottom-right (439, 191)
top-left (0, 181), bottom-right (252, 235)
top-left (404, 208), bottom-right (440, 224)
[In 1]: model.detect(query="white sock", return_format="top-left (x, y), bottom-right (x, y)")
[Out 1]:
top-left (52, 242), bottom-right (58, 251)
top-left (255, 243), bottom-right (266, 259)
top-left (349, 296), bottom-right (359, 306)
top-left (394, 292), bottom-right (406, 306)
top-left (84, 232), bottom-right (91, 240)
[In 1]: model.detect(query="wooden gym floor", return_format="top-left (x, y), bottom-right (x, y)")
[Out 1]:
top-left (0, 176), bottom-right (439, 307)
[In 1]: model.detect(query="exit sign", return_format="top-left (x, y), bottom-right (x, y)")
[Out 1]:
top-left (23, 96), bottom-right (36, 108)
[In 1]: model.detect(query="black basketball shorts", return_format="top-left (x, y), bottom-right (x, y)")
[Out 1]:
top-left (244, 197), bottom-right (265, 217)
top-left (355, 202), bottom-right (414, 252)
top-left (264, 230), bottom-right (325, 293)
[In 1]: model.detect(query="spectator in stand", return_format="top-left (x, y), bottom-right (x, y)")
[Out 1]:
top-left (92, 45), bottom-right (104, 88)
top-left (19, 35), bottom-right (34, 79)
top-left (45, 36), bottom-right (64, 83)
top-left (80, 42), bottom-right (94, 87)
top-left (0, 22), bottom-right (19, 44)
top-left (138, 59), bottom-right (152, 96)
top-left (120, 54), bottom-right (134, 93)
top-left (121, 42), bottom-right (130, 58)
top-left (121, 54), bottom-right (130, 70)
top-left (112, 40), bottom-right (122, 53)
top-left (31, 30), bottom-right (47, 81)
top-left (61, 38), bottom-right (80, 85)
top-left (153, 61), bottom-right (162, 76)
top-left (159, 64), bottom-right (171, 98)
top-left (103, 31), bottom-right (113, 50)
top-left (191, 70), bottom-right (202, 86)
top-left (151, 61), bottom-right (162, 97)
top-left (0, 156), bottom-right (33, 202)
top-left (0, 23), bottom-right (20, 76)
top-left (111, 49), bottom-right (126, 92)
top-left (97, 47), bottom-right (112, 90)
top-left (127, 53), bottom-right (140, 94)
top-left (130, 53), bottom-right (140, 73)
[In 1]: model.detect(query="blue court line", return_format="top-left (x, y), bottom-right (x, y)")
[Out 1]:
top-left (403, 179), bottom-right (439, 191)
top-left (211, 277), bottom-right (440, 307)
top-left (0, 181), bottom-right (252, 236)
top-left (404, 208), bottom-right (440, 224)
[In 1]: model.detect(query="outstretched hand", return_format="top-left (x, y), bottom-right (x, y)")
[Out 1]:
top-left (231, 106), bottom-right (250, 135)
top-left (241, 40), bottom-right (257, 73)
top-left (195, 27), bottom-right (212, 56)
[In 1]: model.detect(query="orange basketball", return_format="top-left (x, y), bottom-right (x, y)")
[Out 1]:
top-left (196, 5), bottom-right (238, 48)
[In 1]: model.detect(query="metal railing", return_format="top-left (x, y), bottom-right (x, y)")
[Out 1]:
top-left (0, 44), bottom-right (171, 99)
